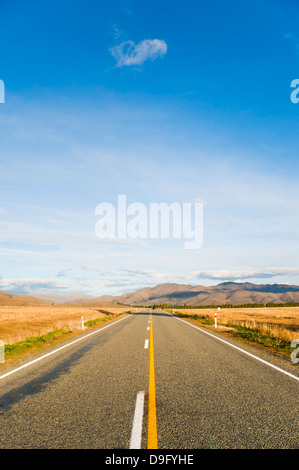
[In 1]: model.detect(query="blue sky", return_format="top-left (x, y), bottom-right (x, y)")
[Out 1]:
top-left (0, 0), bottom-right (299, 295)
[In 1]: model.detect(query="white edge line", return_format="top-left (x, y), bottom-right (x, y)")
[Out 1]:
top-left (0, 314), bottom-right (132, 381)
top-left (168, 313), bottom-right (299, 382)
top-left (129, 391), bottom-right (145, 449)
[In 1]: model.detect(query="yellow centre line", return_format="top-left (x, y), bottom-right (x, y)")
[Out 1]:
top-left (147, 309), bottom-right (158, 449)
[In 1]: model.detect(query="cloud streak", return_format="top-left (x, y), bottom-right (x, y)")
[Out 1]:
top-left (0, 278), bottom-right (73, 294)
top-left (193, 268), bottom-right (299, 281)
top-left (110, 39), bottom-right (167, 67)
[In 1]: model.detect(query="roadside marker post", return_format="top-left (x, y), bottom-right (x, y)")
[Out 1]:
top-left (215, 312), bottom-right (217, 329)
top-left (0, 340), bottom-right (4, 363)
top-left (81, 316), bottom-right (84, 330)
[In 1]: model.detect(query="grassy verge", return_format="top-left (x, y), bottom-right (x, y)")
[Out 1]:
top-left (84, 314), bottom-right (122, 327)
top-left (3, 328), bottom-right (71, 360)
top-left (227, 323), bottom-right (293, 356)
top-left (174, 311), bottom-right (214, 325)
top-left (171, 311), bottom-right (294, 359)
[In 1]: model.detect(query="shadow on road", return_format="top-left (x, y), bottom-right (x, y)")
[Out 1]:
top-left (133, 310), bottom-right (171, 317)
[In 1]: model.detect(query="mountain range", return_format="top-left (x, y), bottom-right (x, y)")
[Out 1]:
top-left (83, 281), bottom-right (299, 306)
top-left (2, 281), bottom-right (299, 307)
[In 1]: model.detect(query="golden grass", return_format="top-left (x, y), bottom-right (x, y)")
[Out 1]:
top-left (0, 306), bottom-right (130, 345)
top-left (172, 307), bottom-right (299, 342)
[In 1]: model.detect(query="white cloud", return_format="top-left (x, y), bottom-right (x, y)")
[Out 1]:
top-left (192, 268), bottom-right (299, 281)
top-left (122, 268), bottom-right (154, 276)
top-left (56, 268), bottom-right (72, 277)
top-left (110, 39), bottom-right (167, 67)
top-left (0, 277), bottom-right (121, 295)
top-left (0, 207), bottom-right (10, 215)
top-left (0, 278), bottom-right (73, 294)
top-left (80, 265), bottom-right (111, 274)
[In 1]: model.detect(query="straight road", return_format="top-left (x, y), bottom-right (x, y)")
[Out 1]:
top-left (0, 310), bottom-right (298, 448)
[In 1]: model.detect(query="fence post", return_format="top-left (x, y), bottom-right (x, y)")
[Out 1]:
top-left (0, 340), bottom-right (4, 363)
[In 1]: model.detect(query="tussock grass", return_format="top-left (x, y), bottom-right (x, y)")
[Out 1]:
top-left (174, 312), bottom-right (214, 325)
top-left (226, 323), bottom-right (293, 355)
top-left (4, 329), bottom-right (70, 357)
top-left (170, 307), bottom-right (299, 357)
top-left (84, 314), bottom-right (123, 327)
top-left (0, 306), bottom-right (129, 345)
top-left (1, 312), bottom-right (127, 362)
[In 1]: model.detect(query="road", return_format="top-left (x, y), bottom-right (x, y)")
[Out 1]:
top-left (0, 310), bottom-right (298, 449)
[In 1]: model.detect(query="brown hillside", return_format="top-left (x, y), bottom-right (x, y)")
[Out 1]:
top-left (0, 291), bottom-right (50, 307)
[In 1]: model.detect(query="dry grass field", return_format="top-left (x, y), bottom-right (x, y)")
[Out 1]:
top-left (0, 305), bottom-right (130, 345)
top-left (1, 304), bottom-right (298, 351)
top-left (171, 307), bottom-right (299, 342)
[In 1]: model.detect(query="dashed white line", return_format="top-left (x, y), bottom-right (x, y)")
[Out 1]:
top-left (144, 339), bottom-right (149, 349)
top-left (129, 391), bottom-right (145, 449)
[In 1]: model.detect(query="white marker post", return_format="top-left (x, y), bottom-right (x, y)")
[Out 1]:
top-left (215, 312), bottom-right (217, 329)
top-left (81, 317), bottom-right (84, 330)
top-left (0, 340), bottom-right (4, 363)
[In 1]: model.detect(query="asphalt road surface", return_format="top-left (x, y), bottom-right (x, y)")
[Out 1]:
top-left (0, 310), bottom-right (298, 449)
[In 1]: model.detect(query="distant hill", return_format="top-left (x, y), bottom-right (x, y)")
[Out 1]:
top-left (32, 293), bottom-right (96, 304)
top-left (31, 293), bottom-right (121, 308)
top-left (82, 282), bottom-right (299, 306)
top-left (0, 291), bottom-right (50, 306)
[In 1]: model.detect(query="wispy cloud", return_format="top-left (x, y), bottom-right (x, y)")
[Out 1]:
top-left (110, 39), bottom-right (167, 67)
top-left (80, 265), bottom-right (111, 274)
top-left (0, 207), bottom-right (10, 215)
top-left (110, 23), bottom-right (126, 41)
top-left (56, 268), bottom-right (72, 277)
top-left (0, 277), bottom-right (127, 295)
top-left (0, 278), bottom-right (73, 294)
top-left (193, 268), bottom-right (299, 281)
top-left (122, 268), bottom-right (154, 276)
top-left (284, 32), bottom-right (299, 49)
